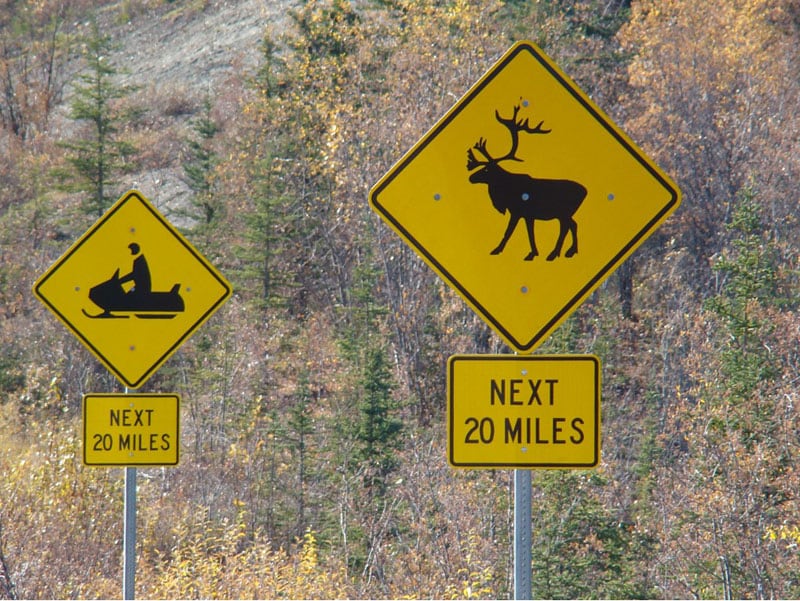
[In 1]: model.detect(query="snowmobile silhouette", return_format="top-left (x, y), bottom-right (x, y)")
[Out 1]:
top-left (82, 243), bottom-right (184, 319)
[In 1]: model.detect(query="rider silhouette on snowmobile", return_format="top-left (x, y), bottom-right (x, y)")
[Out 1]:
top-left (119, 243), bottom-right (151, 297)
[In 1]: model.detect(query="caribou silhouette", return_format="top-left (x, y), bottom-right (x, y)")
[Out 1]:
top-left (467, 105), bottom-right (586, 261)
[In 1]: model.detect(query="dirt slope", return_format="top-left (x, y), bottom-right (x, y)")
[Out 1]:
top-left (113, 0), bottom-right (291, 95)
top-left (58, 0), bottom-right (295, 217)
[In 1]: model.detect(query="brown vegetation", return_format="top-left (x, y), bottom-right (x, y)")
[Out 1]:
top-left (1, 0), bottom-right (799, 598)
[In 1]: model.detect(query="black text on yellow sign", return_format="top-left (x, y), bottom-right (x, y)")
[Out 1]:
top-left (447, 355), bottom-right (600, 469)
top-left (83, 394), bottom-right (180, 466)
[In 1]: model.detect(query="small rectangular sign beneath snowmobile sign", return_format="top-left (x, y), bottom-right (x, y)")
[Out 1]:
top-left (33, 190), bottom-right (231, 388)
top-left (83, 393), bottom-right (180, 466)
top-left (369, 41), bottom-right (681, 353)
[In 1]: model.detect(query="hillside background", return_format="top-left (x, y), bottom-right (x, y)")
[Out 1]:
top-left (1, 0), bottom-right (800, 598)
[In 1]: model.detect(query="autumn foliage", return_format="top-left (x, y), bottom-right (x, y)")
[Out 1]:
top-left (1, 0), bottom-right (800, 599)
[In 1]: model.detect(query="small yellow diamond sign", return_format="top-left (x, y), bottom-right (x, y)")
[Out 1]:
top-left (370, 41), bottom-right (680, 352)
top-left (83, 393), bottom-right (180, 466)
top-left (448, 354), bottom-right (600, 469)
top-left (34, 190), bottom-right (232, 388)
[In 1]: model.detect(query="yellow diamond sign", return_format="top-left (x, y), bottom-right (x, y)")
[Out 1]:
top-left (370, 41), bottom-right (681, 352)
top-left (34, 190), bottom-right (232, 388)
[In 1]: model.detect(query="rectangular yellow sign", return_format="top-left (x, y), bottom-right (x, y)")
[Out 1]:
top-left (448, 355), bottom-right (600, 469)
top-left (83, 393), bottom-right (180, 466)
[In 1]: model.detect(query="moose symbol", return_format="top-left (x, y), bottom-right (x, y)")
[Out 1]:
top-left (466, 105), bottom-right (586, 261)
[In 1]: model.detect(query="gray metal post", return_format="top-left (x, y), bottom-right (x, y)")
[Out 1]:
top-left (514, 469), bottom-right (532, 600)
top-left (123, 467), bottom-right (136, 599)
top-left (123, 385), bottom-right (137, 600)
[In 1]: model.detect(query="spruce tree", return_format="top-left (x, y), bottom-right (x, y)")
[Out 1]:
top-left (182, 96), bottom-right (220, 228)
top-left (59, 20), bottom-right (137, 217)
top-left (287, 369), bottom-right (315, 537)
top-left (705, 185), bottom-right (783, 440)
top-left (238, 162), bottom-right (304, 311)
top-left (355, 345), bottom-right (402, 496)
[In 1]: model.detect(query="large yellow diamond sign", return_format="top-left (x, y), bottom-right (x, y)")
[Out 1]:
top-left (34, 190), bottom-right (232, 388)
top-left (370, 41), bottom-right (680, 352)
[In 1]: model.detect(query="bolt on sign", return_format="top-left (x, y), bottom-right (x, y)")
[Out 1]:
top-left (448, 354), bottom-right (600, 469)
top-left (370, 41), bottom-right (681, 353)
top-left (83, 394), bottom-right (180, 466)
top-left (34, 190), bottom-right (232, 388)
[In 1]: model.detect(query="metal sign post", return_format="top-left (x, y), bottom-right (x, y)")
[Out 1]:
top-left (514, 469), bottom-right (532, 600)
top-left (447, 354), bottom-right (601, 599)
top-left (123, 466), bottom-right (136, 600)
top-left (122, 385), bottom-right (137, 600)
top-left (81, 391), bottom-right (180, 600)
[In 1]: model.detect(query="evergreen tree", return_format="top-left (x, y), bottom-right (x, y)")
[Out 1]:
top-left (338, 257), bottom-right (387, 363)
top-left (531, 472), bottom-right (656, 599)
top-left (705, 185), bottom-right (782, 419)
top-left (337, 252), bottom-right (400, 488)
top-left (287, 368), bottom-right (316, 537)
top-left (669, 183), bottom-right (793, 599)
top-left (182, 96), bottom-right (221, 229)
top-left (355, 345), bottom-right (402, 496)
top-left (58, 20), bottom-right (137, 217)
top-left (238, 158), bottom-right (304, 311)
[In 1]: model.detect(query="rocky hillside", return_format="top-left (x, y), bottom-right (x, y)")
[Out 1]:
top-left (55, 0), bottom-right (292, 218)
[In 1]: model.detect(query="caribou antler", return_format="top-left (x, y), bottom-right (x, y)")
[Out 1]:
top-left (466, 138), bottom-right (492, 170)
top-left (493, 105), bottom-right (551, 162)
top-left (466, 104), bottom-right (551, 170)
